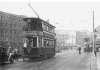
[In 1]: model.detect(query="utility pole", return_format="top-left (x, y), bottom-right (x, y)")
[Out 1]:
top-left (72, 34), bottom-right (73, 49)
top-left (63, 34), bottom-right (64, 47)
top-left (93, 10), bottom-right (95, 54)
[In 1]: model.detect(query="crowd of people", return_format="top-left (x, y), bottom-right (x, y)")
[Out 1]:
top-left (7, 46), bottom-right (22, 62)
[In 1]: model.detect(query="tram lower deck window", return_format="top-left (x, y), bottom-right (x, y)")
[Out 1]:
top-left (26, 37), bottom-right (37, 47)
top-left (32, 37), bottom-right (37, 47)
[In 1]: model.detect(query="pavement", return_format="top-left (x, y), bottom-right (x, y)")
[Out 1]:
top-left (90, 52), bottom-right (100, 70)
top-left (97, 52), bottom-right (100, 70)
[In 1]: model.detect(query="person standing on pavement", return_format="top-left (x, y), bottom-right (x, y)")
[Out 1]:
top-left (94, 50), bottom-right (97, 57)
top-left (78, 46), bottom-right (81, 54)
top-left (94, 48), bottom-right (97, 57)
top-left (99, 47), bottom-right (100, 54)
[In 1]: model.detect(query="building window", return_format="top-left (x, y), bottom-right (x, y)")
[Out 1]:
top-left (0, 21), bottom-right (3, 26)
top-left (3, 15), bottom-right (6, 20)
top-left (1, 14), bottom-right (6, 20)
top-left (14, 24), bottom-right (16, 27)
top-left (5, 28), bottom-right (8, 34)
top-left (1, 14), bottom-right (3, 19)
top-left (0, 14), bottom-right (1, 19)
top-left (15, 37), bottom-right (17, 41)
top-left (0, 34), bottom-right (3, 38)
top-left (10, 29), bottom-right (13, 34)
top-left (14, 17), bottom-right (17, 21)
top-left (14, 30), bottom-right (16, 35)
top-left (10, 23), bottom-right (13, 28)
top-left (14, 37), bottom-right (16, 41)
top-left (0, 29), bottom-right (4, 33)
top-left (5, 21), bottom-right (7, 27)
top-left (10, 36), bottom-right (12, 41)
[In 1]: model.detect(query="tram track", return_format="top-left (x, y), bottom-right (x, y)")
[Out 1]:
top-left (22, 51), bottom-right (79, 70)
top-left (37, 52), bottom-right (91, 70)
top-left (38, 52), bottom-right (85, 70)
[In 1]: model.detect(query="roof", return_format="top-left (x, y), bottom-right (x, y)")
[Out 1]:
top-left (0, 11), bottom-right (27, 18)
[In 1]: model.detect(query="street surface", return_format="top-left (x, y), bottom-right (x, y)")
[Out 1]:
top-left (0, 50), bottom-right (93, 70)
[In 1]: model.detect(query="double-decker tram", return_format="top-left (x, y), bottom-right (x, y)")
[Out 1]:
top-left (84, 37), bottom-right (93, 52)
top-left (22, 18), bottom-right (56, 61)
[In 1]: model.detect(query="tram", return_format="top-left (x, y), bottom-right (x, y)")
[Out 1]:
top-left (84, 37), bottom-right (93, 52)
top-left (22, 18), bottom-right (56, 61)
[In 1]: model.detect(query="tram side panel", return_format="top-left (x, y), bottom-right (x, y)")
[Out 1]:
top-left (22, 47), bottom-right (42, 58)
top-left (42, 47), bottom-right (55, 56)
top-left (22, 46), bottom-right (55, 59)
top-left (41, 39), bottom-right (56, 58)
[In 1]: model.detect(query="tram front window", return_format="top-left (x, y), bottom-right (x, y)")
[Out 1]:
top-left (26, 37), bottom-right (37, 47)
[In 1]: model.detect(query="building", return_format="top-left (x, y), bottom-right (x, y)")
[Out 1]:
top-left (76, 30), bottom-right (90, 46)
top-left (55, 30), bottom-right (76, 49)
top-left (0, 11), bottom-right (27, 50)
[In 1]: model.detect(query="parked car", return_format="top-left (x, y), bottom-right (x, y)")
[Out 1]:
top-left (0, 46), bottom-right (14, 65)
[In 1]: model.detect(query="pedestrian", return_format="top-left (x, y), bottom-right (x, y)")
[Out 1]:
top-left (99, 47), bottom-right (100, 54)
top-left (14, 48), bottom-right (19, 62)
top-left (94, 49), bottom-right (97, 57)
top-left (78, 46), bottom-right (81, 54)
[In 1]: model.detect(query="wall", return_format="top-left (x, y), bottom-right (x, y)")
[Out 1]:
top-left (0, 11), bottom-right (27, 50)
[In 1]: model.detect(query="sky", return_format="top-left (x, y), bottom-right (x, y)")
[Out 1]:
top-left (1, 0), bottom-right (100, 32)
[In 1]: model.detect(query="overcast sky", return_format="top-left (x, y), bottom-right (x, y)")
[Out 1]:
top-left (1, 0), bottom-right (100, 32)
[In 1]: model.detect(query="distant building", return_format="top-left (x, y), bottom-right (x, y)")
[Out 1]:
top-left (0, 11), bottom-right (27, 50)
top-left (95, 25), bottom-right (100, 40)
top-left (55, 30), bottom-right (76, 49)
top-left (55, 30), bottom-right (69, 48)
top-left (76, 31), bottom-right (90, 46)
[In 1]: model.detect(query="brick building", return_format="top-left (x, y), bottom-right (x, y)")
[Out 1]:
top-left (0, 11), bottom-right (27, 50)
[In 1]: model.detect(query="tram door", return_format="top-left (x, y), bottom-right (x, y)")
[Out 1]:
top-left (32, 37), bottom-right (37, 47)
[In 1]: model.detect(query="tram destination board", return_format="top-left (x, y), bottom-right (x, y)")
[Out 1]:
top-left (23, 31), bottom-right (43, 36)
